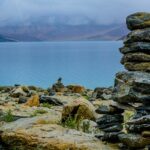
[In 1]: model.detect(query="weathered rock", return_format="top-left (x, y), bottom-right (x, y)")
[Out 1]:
top-left (124, 62), bottom-right (150, 72)
top-left (124, 28), bottom-right (150, 44)
top-left (118, 133), bottom-right (150, 148)
top-left (142, 131), bottom-right (150, 137)
top-left (0, 86), bottom-right (13, 93)
top-left (126, 123), bottom-right (150, 133)
top-left (39, 95), bottom-right (63, 106)
top-left (102, 124), bottom-right (123, 132)
top-left (120, 42), bottom-right (150, 54)
top-left (113, 71), bottom-right (150, 104)
top-left (10, 87), bottom-right (28, 98)
top-left (127, 115), bottom-right (150, 125)
top-left (52, 78), bottom-right (65, 92)
top-left (126, 115), bottom-right (150, 133)
top-left (121, 53), bottom-right (150, 64)
top-left (133, 110), bottom-right (150, 120)
top-left (96, 132), bottom-right (122, 143)
top-left (126, 12), bottom-right (150, 30)
top-left (79, 119), bottom-right (99, 134)
top-left (62, 97), bottom-right (97, 122)
top-left (93, 87), bottom-right (113, 100)
top-left (66, 85), bottom-right (85, 94)
top-left (25, 95), bottom-right (40, 107)
top-left (96, 114), bottom-right (123, 129)
top-left (0, 117), bottom-right (114, 150)
top-left (95, 105), bottom-right (124, 114)
top-left (18, 96), bottom-right (28, 104)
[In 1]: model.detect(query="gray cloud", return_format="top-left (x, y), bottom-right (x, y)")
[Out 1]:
top-left (0, 0), bottom-right (150, 26)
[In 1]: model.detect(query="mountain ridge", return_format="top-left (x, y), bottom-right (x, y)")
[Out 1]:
top-left (0, 24), bottom-right (128, 42)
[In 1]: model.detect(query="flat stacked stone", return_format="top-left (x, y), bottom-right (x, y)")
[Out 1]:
top-left (120, 12), bottom-right (150, 72)
top-left (95, 105), bottom-right (124, 142)
top-left (113, 12), bottom-right (150, 149)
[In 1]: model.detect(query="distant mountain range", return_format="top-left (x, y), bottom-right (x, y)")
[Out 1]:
top-left (0, 23), bottom-right (129, 42)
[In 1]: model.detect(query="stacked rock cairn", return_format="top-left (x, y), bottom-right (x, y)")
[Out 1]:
top-left (96, 12), bottom-right (150, 149)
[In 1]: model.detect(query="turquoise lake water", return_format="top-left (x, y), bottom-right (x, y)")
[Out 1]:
top-left (0, 41), bottom-right (124, 89)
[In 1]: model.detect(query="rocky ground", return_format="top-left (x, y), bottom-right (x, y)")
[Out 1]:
top-left (0, 81), bottom-right (118, 150)
top-left (0, 12), bottom-right (150, 150)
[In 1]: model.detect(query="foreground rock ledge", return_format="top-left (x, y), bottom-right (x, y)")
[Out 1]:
top-left (0, 117), bottom-right (116, 150)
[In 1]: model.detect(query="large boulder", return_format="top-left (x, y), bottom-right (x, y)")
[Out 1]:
top-left (126, 12), bottom-right (150, 30)
top-left (113, 71), bottom-right (150, 104)
top-left (62, 97), bottom-right (97, 122)
top-left (124, 28), bottom-right (150, 44)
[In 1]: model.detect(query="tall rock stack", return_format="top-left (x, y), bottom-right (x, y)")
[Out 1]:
top-left (113, 12), bottom-right (150, 149)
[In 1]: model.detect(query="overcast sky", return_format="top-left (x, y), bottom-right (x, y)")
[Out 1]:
top-left (0, 0), bottom-right (150, 26)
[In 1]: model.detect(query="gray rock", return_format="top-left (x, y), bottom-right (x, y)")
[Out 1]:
top-left (127, 115), bottom-right (150, 125)
top-left (39, 95), bottom-right (63, 106)
top-left (113, 71), bottom-right (150, 104)
top-left (126, 12), bottom-right (150, 30)
top-left (102, 124), bottom-right (123, 132)
top-left (123, 62), bottom-right (150, 72)
top-left (124, 28), bottom-right (150, 44)
top-left (95, 105), bottom-right (124, 114)
top-left (96, 132), bottom-right (122, 142)
top-left (120, 42), bottom-right (150, 54)
top-left (121, 53), bottom-right (150, 64)
top-left (93, 87), bottom-right (113, 100)
top-left (96, 114), bottom-right (123, 128)
top-left (18, 96), bottom-right (28, 104)
top-left (126, 123), bottom-right (150, 133)
top-left (118, 133), bottom-right (150, 148)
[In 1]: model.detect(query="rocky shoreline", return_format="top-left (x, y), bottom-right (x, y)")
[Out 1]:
top-left (0, 12), bottom-right (150, 150)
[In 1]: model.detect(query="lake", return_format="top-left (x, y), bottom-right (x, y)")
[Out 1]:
top-left (0, 41), bottom-right (124, 89)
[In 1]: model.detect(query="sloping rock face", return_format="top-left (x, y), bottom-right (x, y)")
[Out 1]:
top-left (0, 115), bottom-right (115, 150)
top-left (110, 12), bottom-right (150, 149)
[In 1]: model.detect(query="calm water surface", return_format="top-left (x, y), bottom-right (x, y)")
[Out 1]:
top-left (0, 41), bottom-right (124, 89)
